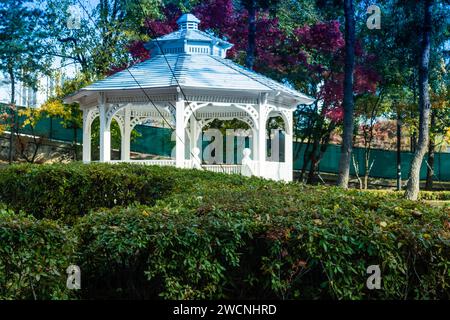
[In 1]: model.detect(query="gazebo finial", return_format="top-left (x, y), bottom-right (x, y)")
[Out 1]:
top-left (66, 9), bottom-right (314, 182)
top-left (144, 12), bottom-right (232, 57)
top-left (176, 13), bottom-right (201, 30)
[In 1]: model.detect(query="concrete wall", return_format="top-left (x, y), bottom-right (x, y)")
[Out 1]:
top-left (0, 132), bottom-right (80, 163)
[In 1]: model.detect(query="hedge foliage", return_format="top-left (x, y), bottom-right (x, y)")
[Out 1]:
top-left (419, 191), bottom-right (450, 201)
top-left (75, 184), bottom-right (449, 300)
top-left (0, 163), bottom-right (448, 299)
top-left (0, 163), bottom-right (178, 221)
top-left (0, 163), bottom-right (254, 222)
top-left (0, 208), bottom-right (77, 300)
top-left (357, 189), bottom-right (450, 201)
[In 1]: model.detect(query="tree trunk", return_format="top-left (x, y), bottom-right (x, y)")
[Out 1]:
top-left (396, 109), bottom-right (402, 191)
top-left (300, 133), bottom-right (313, 181)
top-left (308, 122), bottom-right (335, 185)
top-left (337, 0), bottom-right (356, 189)
top-left (307, 138), bottom-right (320, 184)
top-left (405, 0), bottom-right (432, 200)
top-left (306, 117), bottom-right (323, 184)
top-left (411, 75), bottom-right (417, 153)
top-left (363, 147), bottom-right (370, 189)
top-left (293, 137), bottom-right (304, 166)
top-left (245, 0), bottom-right (256, 70)
top-left (425, 110), bottom-right (436, 190)
top-left (8, 67), bottom-right (15, 164)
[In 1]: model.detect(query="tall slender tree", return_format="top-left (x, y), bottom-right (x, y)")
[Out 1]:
top-left (337, 0), bottom-right (356, 188)
top-left (240, 0), bottom-right (280, 69)
top-left (405, 0), bottom-right (433, 200)
top-left (425, 109), bottom-right (436, 190)
top-left (244, 0), bottom-right (257, 69)
top-left (0, 0), bottom-right (51, 163)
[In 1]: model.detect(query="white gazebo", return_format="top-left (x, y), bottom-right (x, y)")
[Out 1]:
top-left (64, 13), bottom-right (314, 181)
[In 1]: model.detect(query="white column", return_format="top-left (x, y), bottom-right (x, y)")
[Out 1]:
top-left (175, 97), bottom-right (185, 168)
top-left (189, 115), bottom-right (198, 154)
top-left (99, 94), bottom-right (111, 162)
top-left (226, 129), bottom-right (235, 164)
top-left (121, 107), bottom-right (131, 161)
top-left (269, 129), bottom-right (280, 162)
top-left (257, 94), bottom-right (268, 176)
top-left (82, 108), bottom-right (92, 163)
top-left (284, 112), bottom-right (293, 182)
top-left (189, 115), bottom-right (202, 167)
top-left (251, 128), bottom-right (257, 161)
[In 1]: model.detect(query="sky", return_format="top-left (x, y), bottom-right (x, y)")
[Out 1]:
top-left (0, 0), bottom-right (95, 106)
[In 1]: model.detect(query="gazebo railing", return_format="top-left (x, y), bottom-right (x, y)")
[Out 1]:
top-left (95, 154), bottom-right (289, 181)
top-left (260, 161), bottom-right (289, 181)
top-left (242, 160), bottom-right (258, 176)
top-left (201, 164), bottom-right (243, 174)
top-left (106, 159), bottom-right (176, 166)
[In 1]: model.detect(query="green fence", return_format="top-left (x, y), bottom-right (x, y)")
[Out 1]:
top-left (293, 143), bottom-right (450, 181)
top-left (1, 104), bottom-right (449, 181)
top-left (22, 116), bottom-right (82, 143)
top-left (0, 104), bottom-right (83, 144)
top-left (132, 125), bottom-right (174, 157)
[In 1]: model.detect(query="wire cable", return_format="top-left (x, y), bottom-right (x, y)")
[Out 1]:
top-left (75, 0), bottom-right (213, 170)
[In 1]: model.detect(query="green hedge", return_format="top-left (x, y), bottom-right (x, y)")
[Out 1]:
top-left (0, 163), bottom-right (174, 221)
top-left (0, 163), bottom-right (250, 222)
top-left (75, 179), bottom-right (449, 299)
top-left (346, 189), bottom-right (450, 202)
top-left (356, 189), bottom-right (450, 201)
top-left (1, 163), bottom-right (447, 222)
top-left (419, 191), bottom-right (450, 201)
top-left (0, 208), bottom-right (77, 300)
top-left (0, 163), bottom-right (448, 300)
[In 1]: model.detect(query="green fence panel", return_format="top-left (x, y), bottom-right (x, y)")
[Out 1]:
top-left (131, 125), bottom-right (174, 157)
top-left (293, 141), bottom-right (449, 181)
top-left (1, 103), bottom-right (449, 181)
top-left (132, 130), bottom-right (449, 181)
top-left (0, 105), bottom-right (83, 143)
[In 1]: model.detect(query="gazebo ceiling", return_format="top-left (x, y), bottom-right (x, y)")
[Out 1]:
top-left (64, 13), bottom-right (314, 107)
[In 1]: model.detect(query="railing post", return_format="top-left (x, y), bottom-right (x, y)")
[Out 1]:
top-left (192, 147), bottom-right (202, 169)
top-left (241, 148), bottom-right (253, 177)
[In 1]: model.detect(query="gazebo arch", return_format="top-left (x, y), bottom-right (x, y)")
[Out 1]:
top-left (184, 103), bottom-right (259, 129)
top-left (64, 13), bottom-right (314, 181)
top-left (266, 108), bottom-right (292, 136)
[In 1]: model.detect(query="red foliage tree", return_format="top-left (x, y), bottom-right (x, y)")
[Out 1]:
top-left (118, 0), bottom-right (382, 185)
top-left (124, 0), bottom-right (380, 127)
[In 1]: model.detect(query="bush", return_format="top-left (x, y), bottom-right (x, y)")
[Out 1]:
top-left (355, 189), bottom-right (450, 201)
top-left (419, 191), bottom-right (450, 201)
top-left (75, 183), bottom-right (450, 300)
top-left (75, 205), bottom-right (255, 300)
top-left (0, 163), bottom-right (251, 222)
top-left (0, 208), bottom-right (77, 299)
top-left (0, 163), bottom-right (171, 221)
top-left (1, 163), bottom-right (448, 299)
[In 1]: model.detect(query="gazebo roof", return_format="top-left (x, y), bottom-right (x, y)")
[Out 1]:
top-left (147, 29), bottom-right (232, 48)
top-left (176, 13), bottom-right (200, 25)
top-left (64, 13), bottom-right (314, 106)
top-left (144, 14), bottom-right (232, 52)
